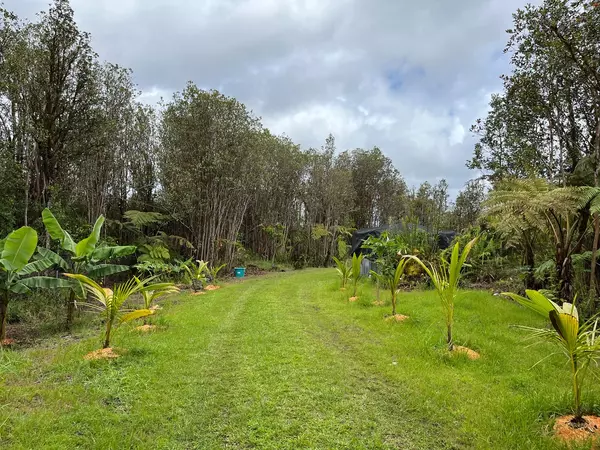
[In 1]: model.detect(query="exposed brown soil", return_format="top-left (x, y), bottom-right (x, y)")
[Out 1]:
top-left (84, 347), bottom-right (124, 360)
top-left (192, 291), bottom-right (206, 296)
top-left (349, 296), bottom-right (359, 302)
top-left (135, 325), bottom-right (156, 332)
top-left (205, 285), bottom-right (221, 291)
top-left (453, 345), bottom-right (480, 360)
top-left (385, 314), bottom-right (409, 322)
top-left (554, 415), bottom-right (600, 444)
top-left (0, 338), bottom-right (16, 347)
top-left (372, 300), bottom-right (385, 306)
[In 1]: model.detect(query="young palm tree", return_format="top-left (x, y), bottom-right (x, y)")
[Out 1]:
top-left (333, 256), bottom-right (351, 289)
top-left (504, 290), bottom-right (600, 424)
top-left (407, 238), bottom-right (477, 351)
top-left (350, 253), bottom-right (365, 297)
top-left (385, 259), bottom-right (409, 316)
top-left (65, 274), bottom-right (165, 348)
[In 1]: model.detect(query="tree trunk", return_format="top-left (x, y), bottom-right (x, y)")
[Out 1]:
top-left (590, 213), bottom-right (600, 299)
top-left (523, 241), bottom-right (536, 290)
top-left (447, 324), bottom-right (453, 352)
top-left (103, 320), bottom-right (112, 349)
top-left (559, 255), bottom-right (574, 303)
top-left (0, 291), bottom-right (9, 343)
top-left (66, 290), bottom-right (76, 331)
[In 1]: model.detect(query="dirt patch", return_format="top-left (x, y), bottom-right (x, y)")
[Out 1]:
top-left (84, 348), bottom-right (124, 360)
top-left (205, 285), bottom-right (221, 291)
top-left (348, 296), bottom-right (359, 302)
top-left (149, 305), bottom-right (163, 311)
top-left (453, 345), bottom-right (480, 360)
top-left (192, 291), bottom-right (206, 296)
top-left (0, 338), bottom-right (16, 347)
top-left (135, 325), bottom-right (156, 332)
top-left (554, 415), bottom-right (600, 444)
top-left (372, 300), bottom-right (385, 306)
top-left (385, 314), bottom-right (409, 322)
top-left (340, 287), bottom-right (347, 292)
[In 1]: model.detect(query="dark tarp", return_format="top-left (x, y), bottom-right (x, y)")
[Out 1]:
top-left (351, 225), bottom-right (457, 256)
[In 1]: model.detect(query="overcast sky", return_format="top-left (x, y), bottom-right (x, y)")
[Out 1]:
top-left (6, 0), bottom-right (537, 198)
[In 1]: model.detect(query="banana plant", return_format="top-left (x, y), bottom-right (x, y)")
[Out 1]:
top-left (384, 259), bottom-right (409, 316)
top-left (65, 273), bottom-right (162, 349)
top-left (351, 253), bottom-right (365, 297)
top-left (503, 290), bottom-right (600, 424)
top-left (207, 263), bottom-right (227, 285)
top-left (333, 256), bottom-right (351, 289)
top-left (407, 238), bottom-right (477, 351)
top-left (42, 208), bottom-right (136, 329)
top-left (183, 260), bottom-right (209, 291)
top-left (0, 227), bottom-right (71, 342)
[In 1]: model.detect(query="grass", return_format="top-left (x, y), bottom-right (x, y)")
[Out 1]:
top-left (0, 268), bottom-right (597, 449)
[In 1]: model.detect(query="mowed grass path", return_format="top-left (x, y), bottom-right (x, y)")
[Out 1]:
top-left (1, 269), bottom-right (597, 449)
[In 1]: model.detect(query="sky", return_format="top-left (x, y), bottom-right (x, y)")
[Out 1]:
top-left (6, 0), bottom-right (538, 198)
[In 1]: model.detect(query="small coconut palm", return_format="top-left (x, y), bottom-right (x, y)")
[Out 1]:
top-left (385, 259), bottom-right (409, 316)
top-left (333, 256), bottom-right (351, 289)
top-left (350, 253), bottom-right (365, 297)
top-left (65, 274), bottom-right (162, 348)
top-left (407, 238), bottom-right (477, 351)
top-left (503, 290), bottom-right (600, 424)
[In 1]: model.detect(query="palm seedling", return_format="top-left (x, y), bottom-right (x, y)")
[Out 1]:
top-left (207, 263), bottom-right (227, 285)
top-left (134, 276), bottom-right (179, 323)
top-left (385, 259), bottom-right (409, 316)
top-left (333, 256), bottom-right (351, 289)
top-left (503, 290), bottom-right (600, 425)
top-left (350, 253), bottom-right (365, 297)
top-left (183, 260), bottom-right (209, 291)
top-left (407, 238), bottom-right (477, 351)
top-left (65, 273), bottom-right (162, 349)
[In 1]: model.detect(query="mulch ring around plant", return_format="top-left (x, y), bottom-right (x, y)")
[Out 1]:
top-left (385, 314), bottom-right (409, 322)
top-left (135, 325), bottom-right (157, 333)
top-left (192, 291), bottom-right (206, 296)
top-left (348, 296), bottom-right (359, 302)
top-left (84, 347), bottom-right (126, 360)
top-left (554, 415), bottom-right (600, 445)
top-left (0, 338), bottom-right (16, 347)
top-left (372, 300), bottom-right (385, 306)
top-left (205, 285), bottom-right (221, 291)
top-left (452, 345), bottom-right (480, 360)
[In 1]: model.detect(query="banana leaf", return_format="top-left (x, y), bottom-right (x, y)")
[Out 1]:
top-left (42, 208), bottom-right (76, 253)
top-left (36, 247), bottom-right (68, 271)
top-left (75, 215), bottom-right (105, 257)
top-left (2, 227), bottom-right (37, 271)
top-left (87, 264), bottom-right (130, 279)
top-left (90, 245), bottom-right (136, 261)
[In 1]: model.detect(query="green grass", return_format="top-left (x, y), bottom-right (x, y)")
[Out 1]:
top-left (0, 269), bottom-right (597, 449)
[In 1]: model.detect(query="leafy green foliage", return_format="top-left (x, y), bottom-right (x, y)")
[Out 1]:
top-left (503, 290), bottom-right (600, 421)
top-left (207, 264), bottom-right (227, 285)
top-left (65, 273), bottom-right (164, 348)
top-left (408, 238), bottom-right (477, 351)
top-left (0, 227), bottom-right (71, 341)
top-left (351, 253), bottom-right (364, 297)
top-left (333, 256), bottom-right (351, 289)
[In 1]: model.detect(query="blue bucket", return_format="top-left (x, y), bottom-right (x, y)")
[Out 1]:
top-left (234, 267), bottom-right (246, 278)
